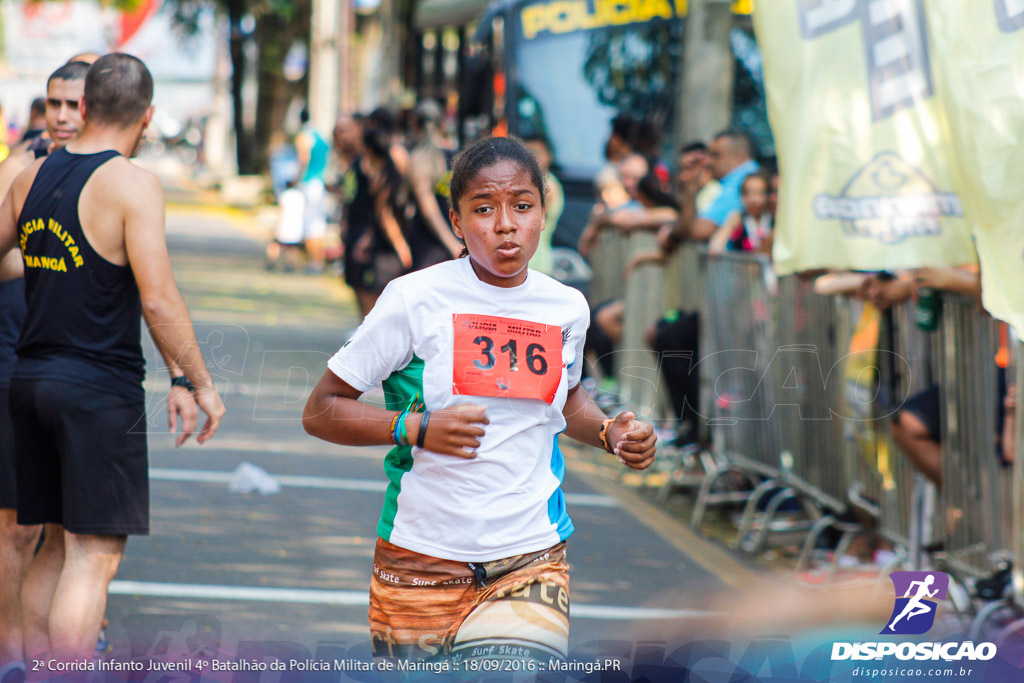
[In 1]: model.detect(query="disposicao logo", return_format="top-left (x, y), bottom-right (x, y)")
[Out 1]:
top-left (831, 571), bottom-right (997, 662)
top-left (883, 570), bottom-right (948, 635)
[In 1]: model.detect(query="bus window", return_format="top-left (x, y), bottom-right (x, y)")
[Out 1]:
top-left (513, 20), bottom-right (682, 179)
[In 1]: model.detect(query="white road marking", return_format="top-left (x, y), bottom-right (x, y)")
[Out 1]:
top-left (108, 580), bottom-right (719, 621)
top-left (149, 468), bottom-right (619, 507)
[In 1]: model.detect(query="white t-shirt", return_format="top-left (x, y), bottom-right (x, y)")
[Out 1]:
top-left (327, 257), bottom-right (590, 561)
top-left (275, 187), bottom-right (305, 244)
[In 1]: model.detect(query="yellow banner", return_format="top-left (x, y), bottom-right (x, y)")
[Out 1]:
top-left (753, 1), bottom-right (976, 276)
top-left (926, 1), bottom-right (1024, 334)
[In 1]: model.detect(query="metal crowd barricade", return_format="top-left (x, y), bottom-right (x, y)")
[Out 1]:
top-left (766, 282), bottom-right (932, 566)
top-left (587, 226), bottom-right (627, 306)
top-left (701, 274), bottom-right (931, 562)
top-left (773, 275), bottom-right (849, 516)
top-left (1011, 337), bottom-right (1024, 611)
top-left (968, 332), bottom-right (1023, 640)
top-left (644, 250), bottom-right (1017, 587)
top-left (936, 294), bottom-right (1010, 584)
top-left (865, 302), bottom-right (935, 558)
top-left (691, 250), bottom-right (783, 528)
top-left (619, 229), bottom-right (670, 418)
top-left (663, 242), bottom-right (705, 313)
top-left (654, 242), bottom-right (708, 438)
top-left (744, 276), bottom-right (881, 557)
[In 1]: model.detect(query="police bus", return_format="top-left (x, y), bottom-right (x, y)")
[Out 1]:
top-left (410, 0), bottom-right (767, 247)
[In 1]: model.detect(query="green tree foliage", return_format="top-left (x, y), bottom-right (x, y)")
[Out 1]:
top-left (167, 0), bottom-right (311, 174)
top-left (26, 0), bottom-right (311, 174)
top-left (581, 21), bottom-right (682, 130)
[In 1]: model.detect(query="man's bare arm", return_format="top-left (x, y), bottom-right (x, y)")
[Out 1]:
top-left (0, 159), bottom-right (41, 264)
top-left (605, 207), bottom-right (677, 231)
top-left (0, 149), bottom-right (31, 204)
top-left (295, 131), bottom-right (312, 179)
top-left (671, 180), bottom-right (719, 243)
top-left (123, 167), bottom-right (224, 443)
top-left (0, 251), bottom-right (22, 282)
top-left (708, 212), bottom-right (740, 254)
top-left (913, 266), bottom-right (981, 298)
top-left (0, 192), bottom-right (18, 266)
top-left (688, 217), bottom-right (720, 242)
top-left (0, 150), bottom-right (37, 278)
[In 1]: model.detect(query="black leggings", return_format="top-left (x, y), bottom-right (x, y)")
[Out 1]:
top-left (652, 309), bottom-right (701, 431)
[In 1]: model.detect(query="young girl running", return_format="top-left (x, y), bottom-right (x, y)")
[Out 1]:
top-left (303, 136), bottom-right (656, 664)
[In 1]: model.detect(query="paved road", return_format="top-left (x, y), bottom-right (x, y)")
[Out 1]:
top-left (102, 206), bottom-right (759, 668)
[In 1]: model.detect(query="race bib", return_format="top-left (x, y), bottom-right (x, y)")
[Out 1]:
top-left (452, 314), bottom-right (563, 404)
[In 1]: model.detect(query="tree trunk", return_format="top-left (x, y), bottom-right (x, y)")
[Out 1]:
top-left (252, 0), bottom-right (311, 174)
top-left (225, 0), bottom-right (253, 173)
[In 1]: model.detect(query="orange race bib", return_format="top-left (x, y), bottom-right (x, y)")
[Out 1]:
top-left (452, 314), bottom-right (563, 404)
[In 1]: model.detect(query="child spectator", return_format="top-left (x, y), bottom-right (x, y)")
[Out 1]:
top-left (709, 170), bottom-right (773, 255)
top-left (265, 180), bottom-right (306, 272)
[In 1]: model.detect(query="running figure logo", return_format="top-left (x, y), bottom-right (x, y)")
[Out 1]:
top-left (882, 571), bottom-right (949, 635)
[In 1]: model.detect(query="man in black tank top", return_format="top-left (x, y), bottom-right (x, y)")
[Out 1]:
top-left (0, 54), bottom-right (226, 663)
top-left (0, 59), bottom-right (89, 673)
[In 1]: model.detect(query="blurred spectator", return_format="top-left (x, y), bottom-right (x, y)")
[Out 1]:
top-left (20, 98), bottom-right (46, 144)
top-left (816, 267), bottom-right (990, 489)
top-left (524, 134), bottom-right (564, 276)
top-left (604, 114), bottom-right (636, 164)
top-left (333, 113), bottom-right (380, 316)
top-left (634, 119), bottom-right (671, 190)
top-left (678, 141), bottom-right (720, 214)
top-left (359, 127), bottom-right (413, 311)
top-left (618, 153), bottom-right (648, 206)
top-left (333, 113), bottom-right (364, 162)
top-left (583, 169), bottom-right (680, 381)
top-left (582, 167), bottom-right (681, 386)
top-left (871, 268), bottom-right (984, 489)
top-left (265, 180), bottom-right (305, 272)
top-left (594, 166), bottom-right (630, 211)
top-left (578, 154), bottom-right (667, 256)
top-left (406, 100), bottom-right (461, 269)
top-left (645, 131), bottom-right (756, 447)
top-left (709, 170), bottom-right (774, 255)
top-left (367, 106), bottom-right (410, 177)
top-left (582, 141), bottom-right (719, 259)
top-left (664, 129), bottom-right (759, 249)
top-left (296, 107), bottom-right (330, 273)
top-left (637, 171), bottom-right (678, 212)
top-left (268, 130), bottom-right (299, 197)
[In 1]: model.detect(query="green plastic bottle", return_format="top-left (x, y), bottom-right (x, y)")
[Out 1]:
top-left (916, 287), bottom-right (939, 331)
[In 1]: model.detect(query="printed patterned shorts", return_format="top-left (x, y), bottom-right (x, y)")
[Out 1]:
top-left (368, 538), bottom-right (570, 662)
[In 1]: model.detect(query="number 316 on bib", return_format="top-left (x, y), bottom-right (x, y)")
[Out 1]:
top-left (452, 314), bottom-right (563, 404)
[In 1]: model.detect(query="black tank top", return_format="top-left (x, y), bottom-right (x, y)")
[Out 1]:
top-left (13, 148), bottom-right (145, 399)
top-left (341, 157), bottom-right (373, 251)
top-left (407, 148), bottom-right (455, 257)
top-left (0, 278), bottom-right (26, 389)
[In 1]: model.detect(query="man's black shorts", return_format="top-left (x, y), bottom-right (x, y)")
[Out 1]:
top-left (899, 385), bottom-right (941, 442)
top-left (10, 378), bottom-right (149, 535)
top-left (0, 386), bottom-right (16, 508)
